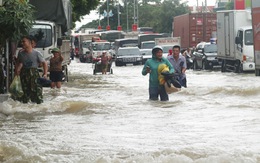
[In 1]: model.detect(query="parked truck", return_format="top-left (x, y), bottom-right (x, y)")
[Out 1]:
top-left (173, 13), bottom-right (217, 50)
top-left (27, 0), bottom-right (72, 81)
top-left (252, 0), bottom-right (260, 76)
top-left (217, 10), bottom-right (254, 73)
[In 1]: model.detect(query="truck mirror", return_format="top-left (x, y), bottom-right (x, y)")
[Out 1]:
top-left (57, 38), bottom-right (63, 46)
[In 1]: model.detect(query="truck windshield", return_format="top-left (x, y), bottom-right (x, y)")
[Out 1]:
top-left (82, 41), bottom-right (91, 48)
top-left (244, 29), bottom-right (253, 45)
top-left (29, 24), bottom-right (52, 48)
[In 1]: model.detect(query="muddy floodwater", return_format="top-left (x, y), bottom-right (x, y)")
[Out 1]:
top-left (1, 59), bottom-right (260, 163)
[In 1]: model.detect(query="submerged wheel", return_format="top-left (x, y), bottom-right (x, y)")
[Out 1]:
top-left (202, 61), bottom-right (209, 70)
top-left (221, 60), bottom-right (226, 72)
top-left (234, 60), bottom-right (243, 73)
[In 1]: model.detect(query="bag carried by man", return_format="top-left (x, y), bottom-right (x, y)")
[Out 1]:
top-left (9, 75), bottom-right (24, 98)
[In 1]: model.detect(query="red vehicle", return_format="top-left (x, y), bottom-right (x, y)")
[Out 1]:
top-left (173, 13), bottom-right (217, 50)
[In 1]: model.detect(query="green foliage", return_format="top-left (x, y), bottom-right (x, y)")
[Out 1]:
top-left (0, 0), bottom-right (35, 45)
top-left (225, 1), bottom-right (234, 10)
top-left (71, 0), bottom-right (99, 23)
top-left (80, 0), bottom-right (189, 33)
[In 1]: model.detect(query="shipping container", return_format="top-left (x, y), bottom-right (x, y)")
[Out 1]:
top-left (173, 13), bottom-right (217, 50)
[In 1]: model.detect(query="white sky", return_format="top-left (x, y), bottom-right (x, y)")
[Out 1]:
top-left (75, 0), bottom-right (217, 29)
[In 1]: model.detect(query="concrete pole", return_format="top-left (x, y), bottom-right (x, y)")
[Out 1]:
top-left (6, 40), bottom-right (9, 93)
top-left (137, 0), bottom-right (139, 27)
top-left (134, 0), bottom-right (136, 24)
top-left (127, 0), bottom-right (129, 32)
top-left (107, 0), bottom-right (109, 26)
top-left (118, 2), bottom-right (120, 26)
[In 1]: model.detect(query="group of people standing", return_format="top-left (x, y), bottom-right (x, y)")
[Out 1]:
top-left (142, 45), bottom-right (187, 101)
top-left (13, 35), bottom-right (64, 104)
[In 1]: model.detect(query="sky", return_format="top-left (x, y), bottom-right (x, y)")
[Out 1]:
top-left (75, 0), bottom-right (217, 29)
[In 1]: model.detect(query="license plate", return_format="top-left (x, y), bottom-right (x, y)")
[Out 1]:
top-left (123, 58), bottom-right (136, 62)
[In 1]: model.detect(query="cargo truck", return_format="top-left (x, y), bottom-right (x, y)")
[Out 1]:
top-left (173, 13), bottom-right (217, 50)
top-left (252, 0), bottom-right (260, 76)
top-left (26, 0), bottom-right (72, 81)
top-left (217, 10), bottom-right (254, 73)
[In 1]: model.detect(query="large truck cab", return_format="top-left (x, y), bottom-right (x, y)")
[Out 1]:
top-left (235, 26), bottom-right (254, 71)
top-left (30, 20), bottom-right (63, 61)
top-left (217, 10), bottom-right (254, 73)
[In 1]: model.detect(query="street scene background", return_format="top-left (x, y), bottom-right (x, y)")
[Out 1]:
top-left (1, 60), bottom-right (260, 162)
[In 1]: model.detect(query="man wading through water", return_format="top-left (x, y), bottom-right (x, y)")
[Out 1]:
top-left (142, 46), bottom-right (174, 101)
top-left (14, 35), bottom-right (48, 104)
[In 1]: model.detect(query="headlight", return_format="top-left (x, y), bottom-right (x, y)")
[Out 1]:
top-left (117, 58), bottom-right (123, 61)
top-left (207, 57), bottom-right (216, 61)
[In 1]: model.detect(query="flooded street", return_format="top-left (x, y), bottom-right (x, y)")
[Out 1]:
top-left (1, 59), bottom-right (260, 162)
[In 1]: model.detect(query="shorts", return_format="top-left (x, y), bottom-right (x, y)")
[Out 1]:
top-left (101, 63), bottom-right (108, 70)
top-left (50, 71), bottom-right (63, 82)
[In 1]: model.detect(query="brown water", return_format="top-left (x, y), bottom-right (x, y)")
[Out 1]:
top-left (0, 60), bottom-right (260, 163)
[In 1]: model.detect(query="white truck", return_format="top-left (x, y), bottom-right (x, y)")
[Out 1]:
top-left (71, 33), bottom-right (100, 58)
top-left (27, 0), bottom-right (72, 81)
top-left (155, 37), bottom-right (181, 58)
top-left (217, 10), bottom-right (255, 73)
top-left (252, 0), bottom-right (260, 76)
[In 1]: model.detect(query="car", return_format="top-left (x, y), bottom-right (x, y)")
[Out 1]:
top-left (192, 42), bottom-right (220, 70)
top-left (115, 47), bottom-right (143, 66)
top-left (140, 48), bottom-right (152, 64)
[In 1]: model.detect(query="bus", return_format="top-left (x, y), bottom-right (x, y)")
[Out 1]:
top-left (137, 27), bottom-right (153, 33)
top-left (98, 30), bottom-right (125, 42)
top-left (137, 33), bottom-right (164, 48)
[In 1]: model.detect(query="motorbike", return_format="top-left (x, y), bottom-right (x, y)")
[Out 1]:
top-left (186, 53), bottom-right (193, 69)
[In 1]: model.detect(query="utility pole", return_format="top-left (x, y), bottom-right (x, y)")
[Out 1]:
top-left (134, 0), bottom-right (136, 24)
top-left (107, 0), bottom-right (109, 26)
top-left (137, 0), bottom-right (139, 27)
top-left (127, 1), bottom-right (129, 32)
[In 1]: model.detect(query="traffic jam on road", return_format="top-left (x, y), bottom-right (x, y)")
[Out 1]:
top-left (70, 1), bottom-right (260, 77)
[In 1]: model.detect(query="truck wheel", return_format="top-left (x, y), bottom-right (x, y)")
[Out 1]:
top-left (233, 60), bottom-right (241, 73)
top-left (221, 60), bottom-right (227, 72)
top-left (202, 61), bottom-right (209, 70)
top-left (255, 69), bottom-right (260, 76)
